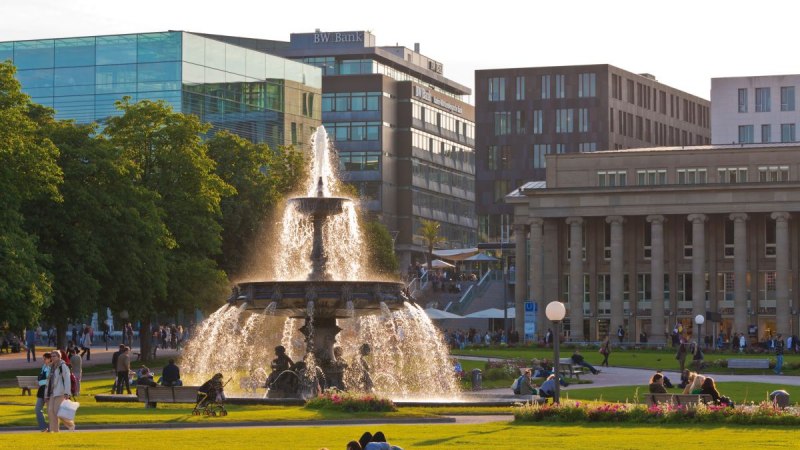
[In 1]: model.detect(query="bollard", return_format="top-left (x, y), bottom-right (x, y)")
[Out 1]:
top-left (770, 390), bottom-right (790, 409)
top-left (471, 368), bottom-right (482, 391)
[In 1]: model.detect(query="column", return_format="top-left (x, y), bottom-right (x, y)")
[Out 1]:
top-left (772, 212), bottom-right (791, 336)
top-left (647, 215), bottom-right (666, 344)
top-left (529, 219), bottom-right (545, 341)
top-left (687, 214), bottom-right (708, 326)
top-left (730, 213), bottom-right (748, 335)
top-left (606, 216), bottom-right (624, 341)
top-left (566, 217), bottom-right (585, 341)
top-left (514, 223), bottom-right (528, 337)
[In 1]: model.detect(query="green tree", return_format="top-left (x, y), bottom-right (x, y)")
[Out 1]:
top-left (418, 218), bottom-right (446, 270)
top-left (0, 62), bottom-right (61, 331)
top-left (207, 131), bottom-right (306, 277)
top-left (362, 220), bottom-right (399, 276)
top-left (104, 98), bottom-right (233, 360)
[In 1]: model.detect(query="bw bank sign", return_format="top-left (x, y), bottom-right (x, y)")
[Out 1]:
top-left (313, 32), bottom-right (364, 44)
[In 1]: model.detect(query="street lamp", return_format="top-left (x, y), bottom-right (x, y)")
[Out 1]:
top-left (546, 301), bottom-right (567, 404)
top-left (695, 314), bottom-right (705, 348)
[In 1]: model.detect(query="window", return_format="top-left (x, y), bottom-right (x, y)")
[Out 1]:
top-left (555, 74), bottom-right (566, 98)
top-left (683, 220), bottom-right (692, 258)
top-left (577, 108), bottom-right (589, 132)
top-left (636, 169), bottom-right (667, 185)
top-left (487, 146), bottom-right (497, 170)
top-left (781, 123), bottom-right (796, 142)
top-left (761, 124), bottom-right (771, 143)
top-left (611, 74), bottom-right (622, 100)
top-left (597, 170), bottom-right (627, 187)
top-left (738, 125), bottom-right (754, 143)
top-left (677, 168), bottom-right (707, 184)
top-left (493, 180), bottom-right (509, 201)
top-left (638, 274), bottom-right (652, 302)
top-left (627, 79), bottom-right (635, 103)
top-left (760, 272), bottom-right (777, 300)
top-left (755, 87), bottom-right (770, 112)
top-left (598, 274), bottom-right (611, 301)
top-left (515, 110), bottom-right (526, 134)
top-left (578, 142), bottom-right (597, 152)
top-left (643, 224), bottom-right (652, 259)
top-left (781, 86), bottom-right (795, 111)
top-left (737, 88), bottom-right (748, 112)
top-left (488, 77), bottom-right (505, 101)
top-left (531, 144), bottom-right (549, 169)
top-left (323, 122), bottom-right (381, 142)
top-left (494, 112), bottom-right (511, 135)
top-left (724, 219), bottom-right (734, 258)
top-left (765, 216), bottom-right (776, 257)
top-left (515, 76), bottom-right (525, 100)
top-left (578, 73), bottom-right (596, 97)
top-left (498, 145), bottom-right (511, 169)
top-left (339, 151), bottom-right (381, 171)
top-left (758, 166), bottom-right (789, 182)
top-left (604, 225), bottom-right (611, 260)
top-left (556, 109), bottom-right (573, 133)
top-left (322, 92), bottom-right (381, 112)
top-left (555, 144), bottom-right (566, 154)
top-left (532, 110), bottom-right (543, 134)
top-left (678, 273), bottom-right (692, 301)
top-left (541, 75), bottom-right (551, 99)
top-left (717, 167), bottom-right (747, 183)
top-left (718, 273), bottom-right (735, 301)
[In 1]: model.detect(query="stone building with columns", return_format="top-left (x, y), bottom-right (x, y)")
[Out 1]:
top-left (507, 143), bottom-right (800, 345)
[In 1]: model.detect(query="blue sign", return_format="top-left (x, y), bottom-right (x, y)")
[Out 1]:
top-left (524, 301), bottom-right (537, 342)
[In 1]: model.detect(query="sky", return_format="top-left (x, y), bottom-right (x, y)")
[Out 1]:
top-left (2, 0), bottom-right (799, 102)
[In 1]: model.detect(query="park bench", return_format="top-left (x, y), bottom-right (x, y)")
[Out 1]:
top-left (727, 358), bottom-right (770, 371)
top-left (558, 358), bottom-right (587, 380)
top-left (17, 376), bottom-right (40, 395)
top-left (136, 386), bottom-right (199, 408)
top-left (644, 393), bottom-right (712, 407)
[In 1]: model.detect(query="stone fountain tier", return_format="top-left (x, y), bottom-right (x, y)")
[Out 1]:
top-left (288, 196), bottom-right (350, 215)
top-left (233, 280), bottom-right (408, 318)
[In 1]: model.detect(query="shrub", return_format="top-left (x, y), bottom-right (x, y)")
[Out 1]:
top-left (305, 389), bottom-right (396, 413)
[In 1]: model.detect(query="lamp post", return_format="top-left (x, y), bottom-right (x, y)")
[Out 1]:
top-left (546, 301), bottom-right (567, 404)
top-left (695, 314), bottom-right (705, 348)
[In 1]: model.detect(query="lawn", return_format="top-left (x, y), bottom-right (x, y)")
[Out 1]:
top-left (1, 422), bottom-right (799, 449)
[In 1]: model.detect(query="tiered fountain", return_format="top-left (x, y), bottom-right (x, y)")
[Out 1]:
top-left (180, 126), bottom-right (459, 401)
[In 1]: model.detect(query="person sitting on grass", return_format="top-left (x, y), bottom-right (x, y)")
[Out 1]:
top-left (161, 359), bottom-right (182, 387)
top-left (570, 349), bottom-right (599, 374)
top-left (356, 431), bottom-right (404, 450)
top-left (648, 372), bottom-right (668, 393)
top-left (700, 377), bottom-right (734, 407)
top-left (136, 366), bottom-right (158, 387)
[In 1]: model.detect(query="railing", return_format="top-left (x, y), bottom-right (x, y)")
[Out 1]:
top-left (405, 269), bottom-right (430, 298)
top-left (447, 270), bottom-right (497, 314)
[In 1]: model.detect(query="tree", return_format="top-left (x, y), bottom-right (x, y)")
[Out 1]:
top-left (207, 131), bottom-right (306, 277)
top-left (418, 219), bottom-right (446, 270)
top-left (0, 62), bottom-right (61, 331)
top-left (104, 98), bottom-right (233, 360)
top-left (362, 220), bottom-right (399, 276)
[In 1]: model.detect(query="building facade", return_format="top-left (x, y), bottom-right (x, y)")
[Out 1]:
top-left (0, 31), bottom-right (321, 150)
top-left (507, 144), bottom-right (800, 344)
top-left (204, 30), bottom-right (477, 267)
top-left (711, 74), bottom-right (800, 145)
top-left (476, 64), bottom-right (711, 243)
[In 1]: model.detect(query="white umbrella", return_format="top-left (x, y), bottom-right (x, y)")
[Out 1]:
top-left (463, 253), bottom-right (499, 262)
top-left (424, 308), bottom-right (464, 320)
top-left (429, 259), bottom-right (455, 269)
top-left (463, 308), bottom-right (516, 319)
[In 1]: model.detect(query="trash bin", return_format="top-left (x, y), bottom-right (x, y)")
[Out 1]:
top-left (770, 390), bottom-right (790, 408)
top-left (470, 368), bottom-right (482, 391)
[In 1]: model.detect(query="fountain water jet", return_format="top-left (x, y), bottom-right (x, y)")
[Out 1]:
top-left (181, 126), bottom-right (459, 400)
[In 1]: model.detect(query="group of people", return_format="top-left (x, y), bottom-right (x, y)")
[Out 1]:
top-left (648, 369), bottom-right (735, 407)
top-left (443, 328), bottom-right (520, 349)
top-left (514, 369), bottom-right (570, 400)
top-left (344, 431), bottom-right (404, 450)
top-left (33, 350), bottom-right (77, 432)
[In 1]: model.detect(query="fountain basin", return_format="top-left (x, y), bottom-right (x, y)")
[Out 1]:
top-left (289, 197), bottom-right (349, 215)
top-left (234, 280), bottom-right (407, 318)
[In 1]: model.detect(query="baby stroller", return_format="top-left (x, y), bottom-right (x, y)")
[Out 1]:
top-left (192, 373), bottom-right (228, 417)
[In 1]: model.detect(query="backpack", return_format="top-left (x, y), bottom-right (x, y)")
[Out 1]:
top-left (70, 372), bottom-right (78, 396)
top-left (511, 376), bottom-right (522, 395)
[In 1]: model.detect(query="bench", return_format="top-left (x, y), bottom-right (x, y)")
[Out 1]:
top-left (17, 376), bottom-right (40, 396)
top-left (727, 359), bottom-right (770, 370)
top-left (558, 358), bottom-right (587, 380)
top-left (136, 386), bottom-right (199, 408)
top-left (644, 393), bottom-right (713, 406)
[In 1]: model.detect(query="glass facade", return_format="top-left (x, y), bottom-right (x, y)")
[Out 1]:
top-left (0, 32), bottom-right (321, 149)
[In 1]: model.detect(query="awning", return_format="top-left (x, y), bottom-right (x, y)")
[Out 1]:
top-left (463, 308), bottom-right (516, 319)
top-left (462, 253), bottom-right (499, 262)
top-left (432, 248), bottom-right (479, 261)
top-left (424, 308), bottom-right (464, 320)
top-left (429, 259), bottom-right (455, 269)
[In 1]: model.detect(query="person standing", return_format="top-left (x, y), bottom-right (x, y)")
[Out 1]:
top-left (45, 351), bottom-right (75, 432)
top-left (675, 339), bottom-right (688, 372)
top-left (739, 333), bottom-right (746, 353)
top-left (68, 348), bottom-right (82, 396)
top-left (617, 325), bottom-right (625, 344)
top-left (26, 328), bottom-right (37, 363)
top-left (116, 346), bottom-right (131, 394)
top-left (79, 326), bottom-right (91, 361)
top-left (600, 337), bottom-right (611, 367)
top-left (35, 352), bottom-right (52, 431)
top-left (775, 334), bottom-right (785, 375)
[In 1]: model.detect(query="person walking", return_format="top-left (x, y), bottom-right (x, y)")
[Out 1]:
top-left (775, 334), bottom-right (785, 375)
top-left (676, 339), bottom-right (688, 372)
top-left (45, 351), bottom-right (75, 432)
top-left (79, 326), bottom-right (91, 361)
top-left (115, 346), bottom-right (131, 394)
top-left (25, 328), bottom-right (37, 363)
top-left (68, 348), bottom-right (82, 396)
top-left (34, 352), bottom-right (52, 431)
top-left (600, 337), bottom-right (611, 367)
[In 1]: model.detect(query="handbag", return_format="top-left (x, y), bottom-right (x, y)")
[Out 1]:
top-left (57, 398), bottom-right (80, 421)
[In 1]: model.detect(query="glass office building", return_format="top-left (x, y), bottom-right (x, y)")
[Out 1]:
top-left (0, 32), bottom-right (321, 149)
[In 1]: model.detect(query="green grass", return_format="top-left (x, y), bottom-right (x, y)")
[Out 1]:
top-left (1, 422), bottom-right (799, 449)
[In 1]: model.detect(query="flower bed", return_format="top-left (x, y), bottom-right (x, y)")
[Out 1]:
top-left (304, 389), bottom-right (396, 413)
top-left (514, 400), bottom-right (800, 425)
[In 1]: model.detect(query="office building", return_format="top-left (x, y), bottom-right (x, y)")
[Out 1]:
top-left (0, 31), bottom-right (321, 150)
top-left (711, 74), bottom-right (800, 145)
top-left (476, 64), bottom-right (711, 243)
top-left (507, 143), bottom-right (800, 343)
top-left (203, 30), bottom-right (477, 267)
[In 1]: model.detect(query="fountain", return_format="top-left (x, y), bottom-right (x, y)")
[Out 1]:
top-left (180, 126), bottom-right (460, 401)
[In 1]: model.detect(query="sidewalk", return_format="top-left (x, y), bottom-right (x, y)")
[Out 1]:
top-left (0, 346), bottom-right (181, 373)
